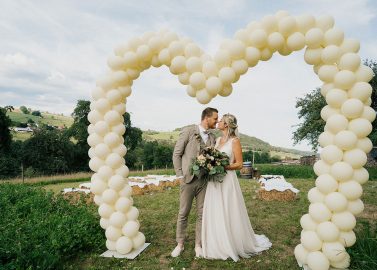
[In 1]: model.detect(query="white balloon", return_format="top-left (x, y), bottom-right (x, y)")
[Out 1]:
top-left (324, 27), bottom-right (344, 46)
top-left (104, 132), bottom-right (121, 148)
top-left (102, 188), bottom-right (119, 204)
top-left (104, 110), bottom-right (122, 126)
top-left (307, 251), bottom-right (330, 270)
top-left (338, 180), bottom-right (363, 200)
top-left (98, 203), bottom-right (114, 218)
top-left (245, 47), bottom-right (261, 67)
top-left (170, 56), bottom-right (186, 74)
top-left (339, 230), bottom-right (356, 247)
top-left (320, 105), bottom-right (340, 121)
top-left (322, 242), bottom-right (346, 263)
top-left (330, 161), bottom-right (354, 182)
top-left (158, 48), bottom-right (171, 66)
top-left (109, 211), bottom-right (127, 228)
top-left (88, 110), bottom-right (104, 125)
top-left (320, 83), bottom-right (334, 96)
top-left (326, 89), bottom-right (348, 108)
top-left (308, 187), bottom-right (326, 203)
top-left (286, 32), bottom-right (305, 51)
top-left (126, 206), bottom-right (140, 221)
top-left (315, 174), bottom-right (338, 194)
top-left (108, 175), bottom-right (125, 191)
top-left (115, 197), bottom-right (133, 212)
top-left (321, 45), bottom-right (340, 64)
top-left (189, 72), bottom-right (206, 90)
top-left (334, 70), bottom-right (356, 90)
top-left (320, 145), bottom-right (343, 164)
top-left (352, 167), bottom-right (369, 185)
top-left (348, 118), bottom-right (373, 138)
top-left (91, 178), bottom-right (107, 195)
top-left (294, 244), bottom-right (309, 265)
top-left (278, 16), bottom-right (297, 37)
top-left (334, 130), bottom-right (357, 150)
top-left (267, 32), bottom-right (285, 51)
top-left (338, 53), bottom-right (361, 71)
top-left (313, 160), bottom-right (331, 176)
top-left (305, 28), bottom-right (324, 47)
top-left (89, 157), bottom-right (105, 172)
top-left (324, 192), bottom-right (348, 212)
top-left (179, 72), bottom-right (190, 85)
top-left (318, 65), bottom-right (338, 83)
top-left (231, 59), bottom-right (248, 75)
top-left (316, 221), bottom-right (340, 242)
top-left (196, 89), bottom-right (212, 104)
top-left (106, 153), bottom-right (124, 169)
top-left (361, 106), bottom-right (376, 122)
top-left (304, 47), bottom-right (323, 66)
top-left (318, 131), bottom-right (334, 147)
top-left (260, 47), bottom-right (273, 61)
top-left (347, 199), bottom-right (364, 216)
top-left (116, 236), bottom-right (133, 254)
top-left (357, 137), bottom-right (373, 153)
top-left (186, 56), bottom-right (203, 73)
top-left (309, 202), bottom-right (332, 223)
top-left (122, 220), bottom-right (140, 238)
top-left (343, 149), bottom-right (367, 169)
top-left (316, 15), bottom-right (335, 31)
top-left (218, 67), bottom-right (236, 85)
top-left (202, 61), bottom-right (219, 77)
top-left (97, 165), bottom-right (114, 180)
top-left (205, 77), bottom-right (223, 96)
top-left (228, 40), bottom-right (246, 59)
top-left (301, 231), bottom-right (323, 251)
top-left (355, 64), bottom-right (374, 82)
top-left (100, 217), bottom-right (110, 229)
top-left (106, 239), bottom-right (117, 251)
top-left (339, 38), bottom-right (360, 54)
top-left (249, 29), bottom-right (268, 48)
top-left (300, 214), bottom-right (318, 231)
top-left (132, 232), bottom-right (146, 249)
top-left (331, 211), bottom-right (356, 231)
top-left (326, 114), bottom-right (349, 133)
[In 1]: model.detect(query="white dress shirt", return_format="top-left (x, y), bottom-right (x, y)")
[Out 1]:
top-left (198, 124), bottom-right (209, 144)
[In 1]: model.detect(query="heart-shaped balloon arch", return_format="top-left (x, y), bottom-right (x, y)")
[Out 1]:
top-left (87, 10), bottom-right (375, 270)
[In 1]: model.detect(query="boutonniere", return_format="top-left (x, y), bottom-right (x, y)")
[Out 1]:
top-left (194, 133), bottom-right (201, 141)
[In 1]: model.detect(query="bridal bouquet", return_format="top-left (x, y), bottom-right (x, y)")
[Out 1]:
top-left (190, 146), bottom-right (230, 183)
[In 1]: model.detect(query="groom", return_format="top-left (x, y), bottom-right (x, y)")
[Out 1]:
top-left (171, 107), bottom-right (218, 258)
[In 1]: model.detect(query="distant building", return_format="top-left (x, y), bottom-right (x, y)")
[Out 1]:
top-left (300, 155), bottom-right (318, 166)
top-left (14, 127), bottom-right (33, 132)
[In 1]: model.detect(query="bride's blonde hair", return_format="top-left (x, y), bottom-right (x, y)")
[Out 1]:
top-left (223, 114), bottom-right (239, 140)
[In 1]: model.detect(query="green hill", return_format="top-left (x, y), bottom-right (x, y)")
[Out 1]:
top-left (7, 110), bottom-right (313, 158)
top-left (143, 127), bottom-right (313, 159)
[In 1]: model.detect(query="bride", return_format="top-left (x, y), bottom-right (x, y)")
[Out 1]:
top-left (201, 114), bottom-right (272, 261)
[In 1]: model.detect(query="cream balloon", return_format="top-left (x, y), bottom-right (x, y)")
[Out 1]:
top-left (294, 244), bottom-right (309, 265)
top-left (106, 240), bottom-right (116, 251)
top-left (318, 65), bottom-right (338, 83)
top-left (304, 47), bottom-right (323, 66)
top-left (348, 118), bottom-right (373, 138)
top-left (334, 130), bottom-right (357, 151)
top-left (331, 211), bottom-right (356, 231)
top-left (122, 220), bottom-right (140, 238)
top-left (330, 161), bottom-right (354, 182)
top-left (286, 32), bottom-right (306, 51)
top-left (115, 197), bottom-right (132, 212)
top-left (116, 236), bottom-right (133, 254)
top-left (102, 189), bottom-right (119, 204)
top-left (316, 222), bottom-right (340, 242)
top-left (245, 47), bottom-right (260, 67)
top-left (338, 180), bottom-right (363, 200)
top-left (324, 27), bottom-right (344, 46)
top-left (318, 131), bottom-right (334, 147)
top-left (309, 202), bottom-right (332, 223)
top-left (307, 251), bottom-right (330, 270)
top-left (109, 211), bottom-right (127, 228)
top-left (300, 214), bottom-right (318, 231)
top-left (313, 160), bottom-right (331, 176)
top-left (357, 137), bottom-right (373, 153)
top-left (132, 232), bottom-right (146, 249)
top-left (338, 230), bottom-right (356, 247)
top-left (347, 199), bottom-right (364, 216)
top-left (267, 32), bottom-right (285, 51)
top-left (352, 167), bottom-right (369, 185)
top-left (305, 28), bottom-right (324, 47)
top-left (361, 106), bottom-right (376, 122)
top-left (308, 187), bottom-right (326, 203)
top-left (355, 65), bottom-right (374, 82)
top-left (322, 242), bottom-right (346, 263)
top-left (301, 231), bottom-right (323, 251)
top-left (98, 203), bottom-right (114, 219)
top-left (321, 45), bottom-right (340, 64)
top-left (315, 174), bottom-right (338, 194)
top-left (334, 70), bottom-right (356, 90)
top-left (320, 145), bottom-right (343, 164)
top-left (324, 192), bottom-right (348, 212)
top-left (343, 149), bottom-right (367, 169)
top-left (325, 89), bottom-right (348, 108)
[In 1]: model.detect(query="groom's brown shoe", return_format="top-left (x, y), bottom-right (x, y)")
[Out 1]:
top-left (171, 245), bottom-right (184, 257)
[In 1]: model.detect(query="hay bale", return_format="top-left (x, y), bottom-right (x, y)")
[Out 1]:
top-left (131, 185), bottom-right (145, 195)
top-left (258, 188), bottom-right (297, 201)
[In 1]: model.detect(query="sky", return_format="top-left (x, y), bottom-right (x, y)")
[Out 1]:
top-left (0, 0), bottom-right (376, 151)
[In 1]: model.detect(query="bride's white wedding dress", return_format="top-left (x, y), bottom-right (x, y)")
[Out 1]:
top-left (201, 138), bottom-right (272, 262)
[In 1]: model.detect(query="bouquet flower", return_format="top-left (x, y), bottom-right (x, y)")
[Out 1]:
top-left (190, 146), bottom-right (230, 183)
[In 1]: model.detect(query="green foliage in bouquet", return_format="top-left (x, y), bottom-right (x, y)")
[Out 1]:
top-left (190, 146), bottom-right (230, 183)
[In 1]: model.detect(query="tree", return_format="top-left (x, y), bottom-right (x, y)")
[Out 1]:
top-left (0, 106), bottom-right (14, 152)
top-left (22, 127), bottom-right (75, 175)
top-left (293, 60), bottom-right (377, 150)
top-left (31, 110), bottom-right (42, 117)
top-left (20, 106), bottom-right (29, 114)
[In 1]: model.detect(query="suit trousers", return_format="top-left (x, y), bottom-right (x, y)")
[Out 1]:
top-left (176, 176), bottom-right (207, 245)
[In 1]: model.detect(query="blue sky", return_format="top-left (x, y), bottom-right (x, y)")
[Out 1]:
top-left (0, 0), bottom-right (376, 151)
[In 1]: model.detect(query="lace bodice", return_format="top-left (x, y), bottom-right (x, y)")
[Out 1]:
top-left (215, 137), bottom-right (234, 163)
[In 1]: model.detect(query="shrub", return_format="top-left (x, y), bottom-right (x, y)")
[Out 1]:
top-left (0, 184), bottom-right (104, 269)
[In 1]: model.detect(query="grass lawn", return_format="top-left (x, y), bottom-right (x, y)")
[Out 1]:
top-left (57, 178), bottom-right (376, 270)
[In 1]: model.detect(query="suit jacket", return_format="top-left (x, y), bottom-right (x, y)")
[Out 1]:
top-left (173, 125), bottom-right (216, 184)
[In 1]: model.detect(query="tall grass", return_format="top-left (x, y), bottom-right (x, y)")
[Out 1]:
top-left (348, 221), bottom-right (377, 270)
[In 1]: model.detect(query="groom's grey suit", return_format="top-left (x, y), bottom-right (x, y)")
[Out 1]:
top-left (173, 124), bottom-right (216, 245)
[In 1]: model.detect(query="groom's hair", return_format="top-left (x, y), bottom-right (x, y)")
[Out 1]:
top-left (201, 107), bottom-right (218, 120)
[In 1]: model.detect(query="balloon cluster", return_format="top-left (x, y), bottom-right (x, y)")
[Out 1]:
top-left (88, 10), bottom-right (375, 263)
